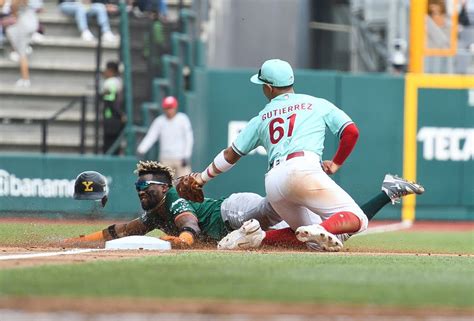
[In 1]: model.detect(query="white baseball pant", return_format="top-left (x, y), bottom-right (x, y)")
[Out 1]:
top-left (265, 151), bottom-right (368, 233)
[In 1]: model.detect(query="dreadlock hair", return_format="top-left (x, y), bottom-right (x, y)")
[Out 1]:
top-left (134, 161), bottom-right (175, 186)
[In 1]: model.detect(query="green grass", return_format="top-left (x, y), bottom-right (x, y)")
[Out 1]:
top-left (0, 252), bottom-right (473, 308)
top-left (345, 231), bottom-right (474, 254)
top-left (0, 221), bottom-right (473, 308)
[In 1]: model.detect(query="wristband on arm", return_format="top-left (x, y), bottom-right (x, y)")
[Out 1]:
top-left (65, 224), bottom-right (120, 243)
top-left (106, 224), bottom-right (119, 239)
top-left (180, 226), bottom-right (198, 238)
top-left (201, 150), bottom-right (235, 182)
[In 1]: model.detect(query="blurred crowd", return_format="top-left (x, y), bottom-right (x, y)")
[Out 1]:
top-left (0, 0), bottom-right (169, 87)
top-left (390, 0), bottom-right (474, 74)
top-left (424, 0), bottom-right (473, 74)
top-left (0, 0), bottom-right (42, 87)
top-left (390, 0), bottom-right (473, 74)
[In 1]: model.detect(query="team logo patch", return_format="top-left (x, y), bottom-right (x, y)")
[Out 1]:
top-left (82, 181), bottom-right (94, 192)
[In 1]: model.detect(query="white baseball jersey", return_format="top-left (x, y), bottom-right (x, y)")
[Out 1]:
top-left (232, 93), bottom-right (352, 165)
top-left (232, 92), bottom-right (367, 234)
top-left (137, 112), bottom-right (193, 160)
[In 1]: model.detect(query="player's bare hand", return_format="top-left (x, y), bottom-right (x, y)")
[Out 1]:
top-left (322, 160), bottom-right (341, 175)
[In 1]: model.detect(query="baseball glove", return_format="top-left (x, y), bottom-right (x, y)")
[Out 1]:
top-left (176, 173), bottom-right (204, 202)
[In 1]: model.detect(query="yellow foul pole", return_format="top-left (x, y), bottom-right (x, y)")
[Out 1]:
top-left (409, 0), bottom-right (427, 73)
top-left (404, 0), bottom-right (426, 222)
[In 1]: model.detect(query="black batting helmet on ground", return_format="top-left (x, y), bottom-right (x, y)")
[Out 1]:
top-left (73, 171), bottom-right (108, 207)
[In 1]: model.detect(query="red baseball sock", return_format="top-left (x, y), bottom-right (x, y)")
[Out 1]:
top-left (262, 227), bottom-right (306, 249)
top-left (320, 211), bottom-right (361, 234)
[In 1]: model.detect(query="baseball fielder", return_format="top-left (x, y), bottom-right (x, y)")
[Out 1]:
top-left (191, 59), bottom-right (372, 251)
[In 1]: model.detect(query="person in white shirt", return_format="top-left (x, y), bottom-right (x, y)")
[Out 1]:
top-left (137, 96), bottom-right (194, 178)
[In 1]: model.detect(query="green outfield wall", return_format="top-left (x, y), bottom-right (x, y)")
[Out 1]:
top-left (0, 71), bottom-right (472, 221)
top-left (0, 154), bottom-right (141, 218)
top-left (415, 87), bottom-right (473, 219)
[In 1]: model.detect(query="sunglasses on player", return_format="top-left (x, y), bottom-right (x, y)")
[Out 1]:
top-left (135, 180), bottom-right (169, 191)
top-left (257, 68), bottom-right (273, 85)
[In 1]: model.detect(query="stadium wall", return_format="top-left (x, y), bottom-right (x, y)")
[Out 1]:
top-left (0, 71), bottom-right (471, 221)
top-left (0, 155), bottom-right (140, 218)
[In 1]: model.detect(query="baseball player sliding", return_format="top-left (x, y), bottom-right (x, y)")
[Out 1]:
top-left (186, 59), bottom-right (398, 251)
top-left (66, 161), bottom-right (424, 250)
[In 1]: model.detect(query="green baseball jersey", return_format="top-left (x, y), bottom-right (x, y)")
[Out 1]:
top-left (140, 187), bottom-right (229, 241)
top-left (232, 93), bottom-right (352, 164)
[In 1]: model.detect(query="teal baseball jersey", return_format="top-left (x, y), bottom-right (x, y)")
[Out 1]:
top-left (140, 187), bottom-right (229, 241)
top-left (232, 93), bottom-right (352, 164)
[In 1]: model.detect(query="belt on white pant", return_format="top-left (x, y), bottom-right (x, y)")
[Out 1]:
top-left (269, 151), bottom-right (320, 170)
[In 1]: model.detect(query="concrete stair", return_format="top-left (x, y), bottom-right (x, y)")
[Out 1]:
top-left (0, 0), bottom-right (120, 154)
top-left (0, 0), bottom-right (191, 154)
top-left (38, 12), bottom-right (120, 38)
top-left (0, 60), bottom-right (96, 88)
top-left (0, 123), bottom-right (97, 153)
top-left (0, 86), bottom-right (95, 120)
top-left (27, 36), bottom-right (119, 68)
top-left (0, 85), bottom-right (98, 153)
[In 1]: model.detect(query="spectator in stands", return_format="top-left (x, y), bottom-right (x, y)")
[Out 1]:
top-left (4, 0), bottom-right (39, 87)
top-left (0, 0), bottom-right (16, 48)
top-left (30, 0), bottom-right (45, 43)
top-left (133, 0), bottom-right (167, 20)
top-left (456, 0), bottom-right (474, 73)
top-left (10, 0), bottom-right (42, 48)
top-left (92, 0), bottom-right (118, 16)
top-left (390, 38), bottom-right (407, 74)
top-left (425, 0), bottom-right (453, 73)
top-left (137, 96), bottom-right (194, 178)
top-left (58, 0), bottom-right (117, 42)
top-left (101, 60), bottom-right (124, 155)
top-left (459, 0), bottom-right (474, 26)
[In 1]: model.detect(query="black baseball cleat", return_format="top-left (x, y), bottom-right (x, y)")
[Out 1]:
top-left (382, 174), bottom-right (425, 204)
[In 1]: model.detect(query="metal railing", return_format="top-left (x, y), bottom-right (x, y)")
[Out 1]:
top-left (0, 96), bottom-right (88, 153)
top-left (115, 1), bottom-right (134, 155)
top-left (132, 6), bottom-right (204, 159)
top-left (101, 1), bottom-right (133, 156)
top-left (94, 29), bottom-right (103, 154)
top-left (41, 96), bottom-right (88, 153)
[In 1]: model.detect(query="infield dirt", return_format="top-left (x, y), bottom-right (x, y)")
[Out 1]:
top-left (0, 219), bottom-right (472, 269)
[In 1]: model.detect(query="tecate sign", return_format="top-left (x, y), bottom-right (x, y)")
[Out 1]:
top-left (417, 127), bottom-right (474, 161)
